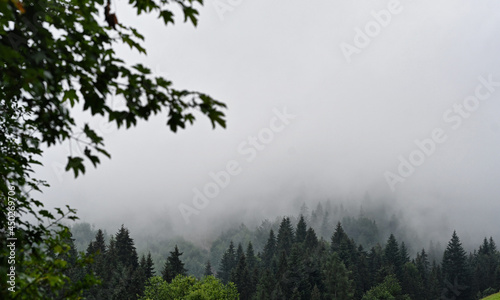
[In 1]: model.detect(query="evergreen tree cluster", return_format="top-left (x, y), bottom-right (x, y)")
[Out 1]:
top-left (83, 226), bottom-right (155, 299)
top-left (213, 216), bottom-right (500, 300)
top-left (73, 213), bottom-right (500, 299)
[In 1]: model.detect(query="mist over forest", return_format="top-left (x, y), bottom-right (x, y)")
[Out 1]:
top-left (3, 0), bottom-right (500, 299)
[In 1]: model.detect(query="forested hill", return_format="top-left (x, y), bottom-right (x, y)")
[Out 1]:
top-left (70, 205), bottom-right (500, 300)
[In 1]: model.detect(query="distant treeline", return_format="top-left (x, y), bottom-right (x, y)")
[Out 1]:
top-left (68, 207), bottom-right (500, 299)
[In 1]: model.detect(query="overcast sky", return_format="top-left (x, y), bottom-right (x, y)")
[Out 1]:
top-left (35, 0), bottom-right (500, 246)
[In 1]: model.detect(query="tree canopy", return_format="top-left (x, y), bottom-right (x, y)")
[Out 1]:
top-left (1, 0), bottom-right (225, 298)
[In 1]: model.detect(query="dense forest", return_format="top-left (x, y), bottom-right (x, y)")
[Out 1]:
top-left (66, 203), bottom-right (500, 300)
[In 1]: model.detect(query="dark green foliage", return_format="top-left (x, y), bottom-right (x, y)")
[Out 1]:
top-left (322, 252), bottom-right (354, 300)
top-left (75, 216), bottom-right (500, 300)
top-left (262, 230), bottom-right (277, 267)
top-left (230, 253), bottom-right (252, 300)
top-left (115, 225), bottom-right (139, 269)
top-left (218, 241), bottom-right (237, 284)
top-left (246, 242), bottom-right (258, 272)
top-left (367, 245), bottom-right (384, 287)
top-left (362, 274), bottom-right (410, 300)
top-left (295, 215), bottom-right (308, 245)
top-left (162, 245), bottom-right (187, 283)
top-left (305, 227), bottom-right (319, 250)
top-left (144, 252), bottom-right (155, 279)
top-left (0, 0), bottom-right (224, 297)
top-left (140, 275), bottom-right (239, 299)
top-left (384, 234), bottom-right (402, 279)
top-left (400, 242), bottom-right (410, 264)
top-left (310, 284), bottom-right (321, 300)
top-left (204, 260), bottom-right (214, 277)
top-left (85, 226), bottom-right (145, 300)
top-left (441, 231), bottom-right (472, 300)
top-left (428, 261), bottom-right (443, 300)
top-left (471, 237), bottom-right (500, 295)
top-left (253, 269), bottom-right (275, 300)
top-left (277, 217), bottom-right (294, 256)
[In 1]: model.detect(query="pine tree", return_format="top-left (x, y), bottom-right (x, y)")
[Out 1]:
top-left (442, 231), bottom-right (472, 300)
top-left (331, 222), bottom-right (357, 268)
top-left (246, 242), bottom-right (257, 271)
top-left (384, 234), bottom-right (402, 279)
top-left (367, 245), bottom-right (384, 287)
top-left (254, 269), bottom-right (275, 300)
top-left (276, 251), bottom-right (291, 299)
top-left (323, 252), bottom-right (354, 300)
top-left (295, 215), bottom-right (308, 244)
top-left (472, 237), bottom-right (499, 294)
top-left (236, 243), bottom-right (244, 261)
top-left (139, 252), bottom-right (155, 279)
top-left (204, 260), bottom-right (213, 276)
top-left (84, 229), bottom-right (112, 300)
top-left (115, 225), bottom-right (139, 269)
top-left (93, 229), bottom-right (107, 254)
top-left (162, 245), bottom-right (187, 283)
top-left (287, 245), bottom-right (311, 299)
top-left (400, 262), bottom-right (424, 300)
top-left (415, 249), bottom-right (430, 279)
top-left (262, 230), bottom-right (276, 267)
top-left (400, 241), bottom-right (410, 264)
top-left (305, 227), bottom-right (319, 250)
top-left (218, 241), bottom-right (236, 284)
top-left (145, 252), bottom-right (155, 278)
top-left (277, 217), bottom-right (294, 256)
top-left (428, 260), bottom-right (443, 300)
top-left (231, 253), bottom-right (252, 300)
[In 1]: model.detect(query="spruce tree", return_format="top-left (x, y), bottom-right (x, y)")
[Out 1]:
top-left (254, 269), bottom-right (275, 300)
top-left (367, 245), bottom-right (383, 287)
top-left (472, 237), bottom-right (499, 294)
top-left (276, 251), bottom-right (291, 299)
top-left (204, 260), bottom-right (213, 277)
top-left (441, 231), bottom-right (471, 300)
top-left (262, 230), bottom-right (277, 267)
top-left (428, 261), bottom-right (443, 300)
top-left (305, 227), bottom-right (319, 250)
top-left (384, 234), bottom-right (402, 278)
top-left (115, 225), bottom-right (139, 269)
top-left (93, 229), bottom-right (107, 254)
top-left (139, 252), bottom-right (155, 280)
top-left (218, 241), bottom-right (236, 284)
top-left (277, 217), bottom-right (294, 256)
top-left (162, 245), bottom-right (187, 283)
top-left (296, 215), bottom-right (308, 244)
top-left (331, 222), bottom-right (357, 268)
top-left (246, 242), bottom-right (257, 271)
top-left (323, 252), bottom-right (354, 300)
top-left (230, 253), bottom-right (252, 300)
top-left (145, 252), bottom-right (155, 278)
top-left (236, 243), bottom-right (244, 261)
top-left (400, 241), bottom-right (410, 264)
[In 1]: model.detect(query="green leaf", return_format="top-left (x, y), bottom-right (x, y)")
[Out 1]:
top-left (65, 156), bottom-right (85, 177)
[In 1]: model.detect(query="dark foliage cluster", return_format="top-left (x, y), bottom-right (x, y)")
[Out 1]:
top-left (81, 215), bottom-right (500, 300)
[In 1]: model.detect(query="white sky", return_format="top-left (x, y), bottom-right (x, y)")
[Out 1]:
top-left (35, 0), bottom-right (500, 245)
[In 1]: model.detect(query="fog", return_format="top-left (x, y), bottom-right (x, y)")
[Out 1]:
top-left (35, 0), bottom-right (500, 249)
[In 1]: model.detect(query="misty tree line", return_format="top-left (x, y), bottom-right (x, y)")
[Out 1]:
top-left (64, 208), bottom-right (500, 300)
